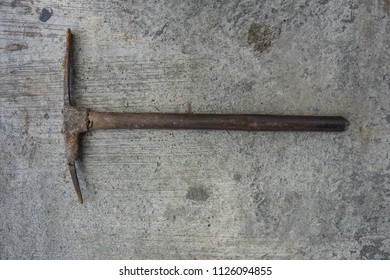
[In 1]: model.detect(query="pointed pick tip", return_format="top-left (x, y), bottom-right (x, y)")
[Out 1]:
top-left (74, 183), bottom-right (84, 204)
top-left (68, 163), bottom-right (84, 204)
top-left (77, 193), bottom-right (84, 204)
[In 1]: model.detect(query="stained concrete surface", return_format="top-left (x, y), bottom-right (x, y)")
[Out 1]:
top-left (0, 0), bottom-right (389, 259)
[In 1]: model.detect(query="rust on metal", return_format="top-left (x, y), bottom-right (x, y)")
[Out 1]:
top-left (88, 112), bottom-right (348, 132)
top-left (62, 28), bottom-right (89, 203)
top-left (62, 29), bottom-right (349, 203)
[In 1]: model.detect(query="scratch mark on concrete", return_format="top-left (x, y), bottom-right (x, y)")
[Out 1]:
top-left (28, 144), bottom-right (37, 168)
top-left (5, 43), bottom-right (28, 51)
top-left (22, 108), bottom-right (30, 138)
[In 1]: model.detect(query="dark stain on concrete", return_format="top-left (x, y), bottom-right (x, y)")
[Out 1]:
top-left (235, 79), bottom-right (255, 93)
top-left (341, 2), bottom-right (359, 23)
top-left (39, 8), bottom-right (53, 22)
top-left (186, 187), bottom-right (209, 201)
top-left (155, 23), bottom-right (168, 36)
top-left (386, 115), bottom-right (390, 124)
top-left (341, 11), bottom-right (355, 23)
top-left (252, 190), bottom-right (277, 231)
top-left (11, 0), bottom-right (18, 8)
top-left (360, 239), bottom-right (389, 259)
top-left (384, 0), bottom-right (390, 14)
top-left (164, 206), bottom-right (185, 222)
top-left (5, 43), bottom-right (28, 51)
top-left (233, 172), bottom-right (242, 182)
top-left (371, 172), bottom-right (389, 185)
top-left (247, 23), bottom-right (281, 53)
top-left (11, 0), bottom-right (33, 13)
top-left (11, 0), bottom-right (23, 8)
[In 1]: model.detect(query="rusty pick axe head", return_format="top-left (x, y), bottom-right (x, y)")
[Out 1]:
top-left (62, 29), bottom-right (90, 203)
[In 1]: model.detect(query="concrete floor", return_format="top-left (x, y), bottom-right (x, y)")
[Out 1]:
top-left (0, 0), bottom-right (389, 259)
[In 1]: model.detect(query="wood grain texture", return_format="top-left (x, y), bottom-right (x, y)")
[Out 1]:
top-left (1, 0), bottom-right (389, 259)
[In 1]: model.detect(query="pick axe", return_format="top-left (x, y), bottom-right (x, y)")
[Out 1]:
top-left (62, 29), bottom-right (349, 203)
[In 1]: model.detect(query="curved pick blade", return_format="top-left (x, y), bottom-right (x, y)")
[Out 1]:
top-left (63, 29), bottom-right (84, 203)
top-left (68, 163), bottom-right (83, 204)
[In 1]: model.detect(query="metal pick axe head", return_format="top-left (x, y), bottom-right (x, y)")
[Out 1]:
top-left (62, 29), bottom-right (349, 203)
top-left (63, 29), bottom-right (90, 203)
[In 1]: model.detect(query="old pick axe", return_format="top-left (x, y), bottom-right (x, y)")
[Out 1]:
top-left (62, 29), bottom-right (349, 203)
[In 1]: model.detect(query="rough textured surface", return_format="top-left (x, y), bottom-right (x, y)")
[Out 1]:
top-left (0, 0), bottom-right (389, 259)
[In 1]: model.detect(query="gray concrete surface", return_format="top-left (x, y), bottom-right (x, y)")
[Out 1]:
top-left (0, 0), bottom-right (389, 259)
